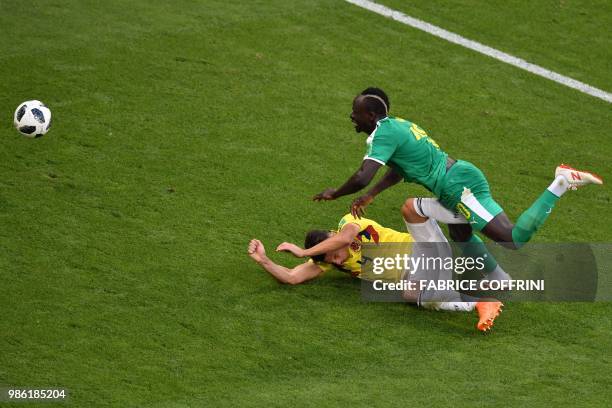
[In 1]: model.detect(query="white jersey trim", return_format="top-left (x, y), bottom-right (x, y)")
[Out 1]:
top-left (364, 156), bottom-right (386, 165)
top-left (460, 188), bottom-right (494, 222)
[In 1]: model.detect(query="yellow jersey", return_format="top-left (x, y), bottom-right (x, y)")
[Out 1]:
top-left (312, 214), bottom-right (413, 281)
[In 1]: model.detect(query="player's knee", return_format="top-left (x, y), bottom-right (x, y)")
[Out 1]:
top-left (482, 215), bottom-right (516, 248)
top-left (498, 229), bottom-right (520, 250)
top-left (401, 198), bottom-right (427, 223)
top-left (504, 231), bottom-right (518, 249)
top-left (500, 240), bottom-right (521, 250)
top-left (402, 288), bottom-right (419, 304)
top-left (401, 199), bottom-right (414, 221)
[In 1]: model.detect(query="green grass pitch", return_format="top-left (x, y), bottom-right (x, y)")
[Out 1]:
top-left (1, 0), bottom-right (611, 406)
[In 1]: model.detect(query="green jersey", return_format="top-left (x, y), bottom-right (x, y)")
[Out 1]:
top-left (364, 116), bottom-right (448, 196)
top-left (364, 116), bottom-right (504, 230)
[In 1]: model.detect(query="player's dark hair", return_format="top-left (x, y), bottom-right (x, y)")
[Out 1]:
top-left (361, 87), bottom-right (390, 114)
top-left (304, 230), bottom-right (331, 263)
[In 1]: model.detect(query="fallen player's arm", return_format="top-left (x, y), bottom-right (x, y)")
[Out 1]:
top-left (248, 239), bottom-right (323, 285)
top-left (302, 222), bottom-right (360, 257)
top-left (276, 223), bottom-right (360, 258)
top-left (314, 160), bottom-right (382, 201)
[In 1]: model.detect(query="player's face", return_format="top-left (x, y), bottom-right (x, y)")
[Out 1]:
top-left (350, 96), bottom-right (375, 134)
top-left (324, 246), bottom-right (349, 267)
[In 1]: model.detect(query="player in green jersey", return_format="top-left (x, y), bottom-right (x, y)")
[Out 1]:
top-left (313, 87), bottom-right (602, 259)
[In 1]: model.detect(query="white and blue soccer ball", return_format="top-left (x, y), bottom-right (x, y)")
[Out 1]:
top-left (14, 100), bottom-right (52, 138)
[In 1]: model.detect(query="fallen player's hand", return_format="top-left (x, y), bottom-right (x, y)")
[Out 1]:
top-left (276, 242), bottom-right (306, 258)
top-left (313, 188), bottom-right (337, 201)
top-left (351, 194), bottom-right (374, 219)
top-left (247, 239), bottom-right (267, 263)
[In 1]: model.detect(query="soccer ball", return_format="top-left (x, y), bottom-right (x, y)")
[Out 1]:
top-left (14, 100), bottom-right (52, 138)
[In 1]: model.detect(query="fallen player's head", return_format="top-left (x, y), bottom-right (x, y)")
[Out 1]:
top-left (351, 87), bottom-right (389, 134)
top-left (304, 230), bottom-right (349, 267)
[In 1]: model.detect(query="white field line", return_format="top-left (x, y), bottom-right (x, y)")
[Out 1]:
top-left (345, 0), bottom-right (612, 104)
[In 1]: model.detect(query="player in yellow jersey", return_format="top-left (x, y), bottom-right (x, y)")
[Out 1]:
top-left (247, 198), bottom-right (503, 332)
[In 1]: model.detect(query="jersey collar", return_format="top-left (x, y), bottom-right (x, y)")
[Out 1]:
top-left (369, 116), bottom-right (389, 137)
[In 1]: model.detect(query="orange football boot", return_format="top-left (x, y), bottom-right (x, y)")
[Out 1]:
top-left (475, 300), bottom-right (504, 332)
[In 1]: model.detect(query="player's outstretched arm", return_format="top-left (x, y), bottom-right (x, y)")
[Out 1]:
top-left (247, 239), bottom-right (323, 285)
top-left (313, 160), bottom-right (382, 201)
top-left (366, 167), bottom-right (403, 197)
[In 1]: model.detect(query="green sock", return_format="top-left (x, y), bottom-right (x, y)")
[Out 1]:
top-left (460, 234), bottom-right (498, 273)
top-left (511, 190), bottom-right (560, 248)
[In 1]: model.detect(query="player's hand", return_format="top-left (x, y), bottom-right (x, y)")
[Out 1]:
top-left (247, 239), bottom-right (267, 263)
top-left (313, 188), bottom-right (337, 201)
top-left (276, 242), bottom-right (306, 258)
top-left (351, 194), bottom-right (374, 219)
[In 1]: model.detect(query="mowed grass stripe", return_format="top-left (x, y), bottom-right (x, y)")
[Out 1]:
top-left (346, 0), bottom-right (612, 103)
